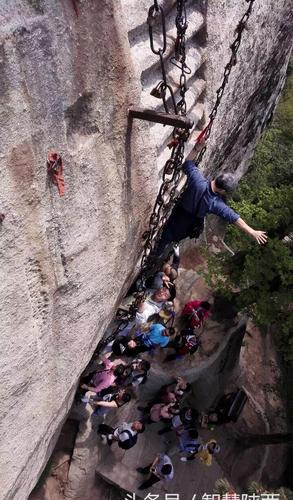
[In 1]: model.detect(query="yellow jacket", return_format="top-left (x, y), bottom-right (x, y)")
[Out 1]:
top-left (198, 439), bottom-right (217, 467)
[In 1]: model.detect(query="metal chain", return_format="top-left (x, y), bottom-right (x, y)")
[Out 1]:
top-left (194, 0), bottom-right (256, 167)
top-left (96, 318), bottom-right (129, 352)
top-left (170, 0), bottom-right (191, 116)
top-left (148, 1), bottom-right (178, 114)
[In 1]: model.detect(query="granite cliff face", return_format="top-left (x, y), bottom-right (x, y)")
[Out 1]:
top-left (0, 0), bottom-right (292, 498)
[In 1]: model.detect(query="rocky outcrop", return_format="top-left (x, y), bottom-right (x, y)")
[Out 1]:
top-left (0, 1), bottom-right (292, 499)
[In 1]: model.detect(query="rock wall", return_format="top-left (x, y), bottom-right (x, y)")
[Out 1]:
top-left (203, 0), bottom-right (292, 178)
top-left (0, 0), bottom-right (292, 499)
top-left (0, 1), bottom-right (157, 499)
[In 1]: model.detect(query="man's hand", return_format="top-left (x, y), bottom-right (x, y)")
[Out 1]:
top-left (234, 218), bottom-right (268, 245)
top-left (252, 230), bottom-right (268, 245)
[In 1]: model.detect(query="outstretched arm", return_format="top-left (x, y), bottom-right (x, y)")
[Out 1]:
top-left (93, 400), bottom-right (117, 408)
top-left (234, 218), bottom-right (267, 245)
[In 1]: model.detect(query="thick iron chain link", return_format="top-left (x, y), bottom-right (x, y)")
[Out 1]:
top-left (148, 1), bottom-right (177, 114)
top-left (170, 0), bottom-right (191, 116)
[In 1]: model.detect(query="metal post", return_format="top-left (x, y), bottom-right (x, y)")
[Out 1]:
top-left (128, 107), bottom-right (193, 129)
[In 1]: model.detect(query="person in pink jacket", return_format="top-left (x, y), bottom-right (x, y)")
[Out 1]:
top-left (80, 357), bottom-right (126, 395)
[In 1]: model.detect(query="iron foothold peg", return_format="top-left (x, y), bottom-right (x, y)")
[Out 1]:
top-left (128, 107), bottom-right (194, 130)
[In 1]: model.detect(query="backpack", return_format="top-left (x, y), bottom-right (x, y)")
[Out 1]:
top-left (118, 430), bottom-right (138, 450)
top-left (184, 334), bottom-right (201, 354)
top-left (190, 307), bottom-right (205, 329)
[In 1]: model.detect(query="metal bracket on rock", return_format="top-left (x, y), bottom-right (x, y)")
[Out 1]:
top-left (128, 107), bottom-right (193, 130)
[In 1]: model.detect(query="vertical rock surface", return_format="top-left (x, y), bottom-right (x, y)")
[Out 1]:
top-left (0, 1), bottom-right (157, 498)
top-left (0, 0), bottom-right (292, 499)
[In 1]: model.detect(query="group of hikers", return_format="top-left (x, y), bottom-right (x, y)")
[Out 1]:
top-left (78, 159), bottom-right (265, 491)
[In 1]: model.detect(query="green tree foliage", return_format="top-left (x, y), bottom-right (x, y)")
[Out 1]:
top-left (205, 62), bottom-right (293, 361)
top-left (214, 478), bottom-right (293, 499)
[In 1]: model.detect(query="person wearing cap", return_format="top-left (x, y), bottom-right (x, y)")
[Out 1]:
top-left (137, 453), bottom-right (174, 489)
top-left (155, 160), bottom-right (267, 254)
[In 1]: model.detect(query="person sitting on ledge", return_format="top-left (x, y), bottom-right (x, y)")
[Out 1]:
top-left (158, 406), bottom-right (198, 435)
top-left (139, 401), bottom-right (179, 424)
top-left (200, 391), bottom-right (239, 427)
top-left (155, 159), bottom-right (268, 255)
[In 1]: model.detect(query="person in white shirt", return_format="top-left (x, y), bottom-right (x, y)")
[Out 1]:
top-left (137, 453), bottom-right (174, 490)
top-left (135, 287), bottom-right (171, 325)
top-left (97, 420), bottom-right (144, 448)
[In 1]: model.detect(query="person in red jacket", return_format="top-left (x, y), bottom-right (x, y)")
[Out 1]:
top-left (181, 300), bottom-right (211, 329)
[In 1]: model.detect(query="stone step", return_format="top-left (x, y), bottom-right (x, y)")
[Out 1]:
top-left (141, 42), bottom-right (203, 90)
top-left (141, 77), bottom-right (206, 114)
top-left (122, 0), bottom-right (175, 34)
top-left (129, 6), bottom-right (205, 77)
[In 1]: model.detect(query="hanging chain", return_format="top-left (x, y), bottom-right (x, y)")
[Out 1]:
top-left (170, 0), bottom-right (191, 116)
top-left (194, 0), bottom-right (256, 167)
top-left (148, 1), bottom-right (178, 114)
top-left (96, 318), bottom-right (130, 353)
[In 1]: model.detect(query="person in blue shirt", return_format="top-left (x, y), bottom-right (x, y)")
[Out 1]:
top-left (156, 160), bottom-right (267, 254)
top-left (142, 323), bottom-right (171, 348)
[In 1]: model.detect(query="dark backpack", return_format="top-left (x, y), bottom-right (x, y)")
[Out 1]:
top-left (118, 430), bottom-right (137, 450)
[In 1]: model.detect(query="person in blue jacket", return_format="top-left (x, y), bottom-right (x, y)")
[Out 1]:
top-left (156, 160), bottom-right (267, 254)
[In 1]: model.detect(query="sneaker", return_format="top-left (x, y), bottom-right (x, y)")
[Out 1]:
top-left (100, 435), bottom-right (107, 445)
top-left (173, 244), bottom-right (180, 257)
top-left (180, 457), bottom-right (187, 462)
